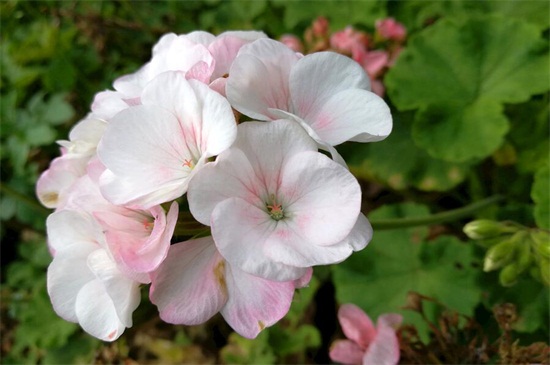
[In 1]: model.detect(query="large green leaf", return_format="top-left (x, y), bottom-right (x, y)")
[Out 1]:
top-left (532, 166), bottom-right (549, 229)
top-left (385, 15), bottom-right (549, 162)
top-left (333, 203), bottom-right (482, 340)
top-left (339, 113), bottom-right (471, 191)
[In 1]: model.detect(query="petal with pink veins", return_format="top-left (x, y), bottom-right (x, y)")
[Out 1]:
top-left (338, 304), bottom-right (377, 349)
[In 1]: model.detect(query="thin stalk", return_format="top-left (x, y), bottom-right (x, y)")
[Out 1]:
top-left (0, 183), bottom-right (50, 216)
top-left (370, 195), bottom-right (504, 230)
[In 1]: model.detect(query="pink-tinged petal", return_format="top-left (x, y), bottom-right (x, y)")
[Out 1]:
top-left (184, 30), bottom-right (217, 46)
top-left (149, 237), bottom-right (227, 325)
top-left (36, 155), bottom-right (88, 208)
top-left (289, 52), bottom-right (370, 119)
top-left (305, 89), bottom-right (392, 146)
top-left (75, 279), bottom-right (127, 342)
top-left (208, 36), bottom-right (249, 79)
top-left (91, 90), bottom-right (131, 120)
top-left (141, 73), bottom-right (237, 158)
top-left (96, 202), bottom-right (178, 274)
top-left (220, 264), bottom-right (295, 339)
top-left (188, 148), bottom-right (264, 225)
top-left (47, 245), bottom-right (96, 322)
top-left (378, 313), bottom-right (403, 330)
top-left (231, 120), bottom-right (317, 194)
top-left (342, 213), bottom-right (373, 252)
top-left (211, 197), bottom-right (307, 281)
top-left (86, 249), bottom-right (142, 327)
top-left (264, 222), bottom-right (354, 268)
top-left (360, 50), bottom-right (389, 78)
top-left (46, 210), bottom-right (104, 253)
top-left (218, 30), bottom-right (267, 43)
top-left (227, 38), bottom-right (300, 120)
top-left (279, 151), bottom-right (361, 246)
top-left (338, 304), bottom-right (376, 349)
top-left (294, 267), bottom-right (313, 288)
top-left (329, 339), bottom-right (365, 365)
top-left (152, 33), bottom-right (178, 55)
top-left (209, 77), bottom-right (227, 96)
top-left (362, 320), bottom-right (400, 365)
top-left (97, 105), bottom-right (192, 208)
top-left (186, 61), bottom-right (214, 84)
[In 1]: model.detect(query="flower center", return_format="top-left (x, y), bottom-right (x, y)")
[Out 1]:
top-left (266, 194), bottom-right (285, 221)
top-left (182, 159), bottom-right (195, 170)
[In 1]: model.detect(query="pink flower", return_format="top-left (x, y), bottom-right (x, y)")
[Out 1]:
top-left (375, 18), bottom-right (407, 42)
top-left (330, 304), bottom-right (402, 365)
top-left (312, 16), bottom-right (329, 37)
top-left (330, 27), bottom-right (369, 54)
top-left (150, 236), bottom-right (312, 339)
top-left (187, 120), bottom-right (372, 282)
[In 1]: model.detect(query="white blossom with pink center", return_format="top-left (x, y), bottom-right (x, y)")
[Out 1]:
top-left (188, 120), bottom-right (372, 282)
top-left (226, 38), bottom-right (392, 156)
top-left (150, 236), bottom-right (312, 339)
top-left (97, 71), bottom-right (237, 209)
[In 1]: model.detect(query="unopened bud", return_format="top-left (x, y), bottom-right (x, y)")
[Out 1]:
top-left (463, 220), bottom-right (511, 240)
top-left (484, 239), bottom-right (516, 272)
top-left (499, 263), bottom-right (520, 287)
top-left (530, 230), bottom-right (550, 259)
top-left (515, 239), bottom-right (533, 274)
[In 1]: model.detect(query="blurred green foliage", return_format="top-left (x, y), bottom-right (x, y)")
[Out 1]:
top-left (1, 0), bottom-right (548, 363)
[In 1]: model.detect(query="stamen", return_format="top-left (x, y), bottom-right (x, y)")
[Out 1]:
top-left (182, 159), bottom-right (195, 169)
top-left (266, 194), bottom-right (285, 221)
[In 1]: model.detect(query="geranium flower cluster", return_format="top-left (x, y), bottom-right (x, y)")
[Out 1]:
top-left (280, 16), bottom-right (407, 96)
top-left (36, 30), bottom-right (392, 341)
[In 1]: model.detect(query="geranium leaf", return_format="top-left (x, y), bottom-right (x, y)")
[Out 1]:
top-left (385, 15), bottom-right (549, 162)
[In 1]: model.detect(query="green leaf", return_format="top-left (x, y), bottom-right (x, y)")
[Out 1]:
top-left (532, 166), bottom-right (549, 229)
top-left (269, 324), bottom-right (321, 357)
top-left (333, 203), bottom-right (482, 340)
top-left (274, 0), bottom-right (386, 31)
top-left (412, 100), bottom-right (509, 162)
top-left (339, 112), bottom-right (471, 191)
top-left (386, 15), bottom-right (549, 162)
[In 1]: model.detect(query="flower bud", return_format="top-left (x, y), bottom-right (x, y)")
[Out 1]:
top-left (463, 220), bottom-right (512, 240)
top-left (530, 230), bottom-right (550, 259)
top-left (483, 238), bottom-right (516, 272)
top-left (515, 239), bottom-right (532, 274)
top-left (499, 263), bottom-right (520, 287)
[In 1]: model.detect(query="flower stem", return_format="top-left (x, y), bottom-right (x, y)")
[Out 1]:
top-left (370, 195), bottom-right (504, 230)
top-left (0, 183), bottom-right (50, 216)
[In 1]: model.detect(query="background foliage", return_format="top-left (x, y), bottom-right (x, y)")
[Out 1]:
top-left (1, 0), bottom-right (548, 363)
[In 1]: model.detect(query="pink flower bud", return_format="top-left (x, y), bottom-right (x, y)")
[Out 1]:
top-left (279, 34), bottom-right (304, 53)
top-left (330, 27), bottom-right (369, 54)
top-left (376, 18), bottom-right (407, 42)
top-left (312, 16), bottom-right (329, 37)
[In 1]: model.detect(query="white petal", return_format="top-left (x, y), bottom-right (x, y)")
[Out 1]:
top-left (97, 105), bottom-right (191, 207)
top-left (211, 197), bottom-right (307, 281)
top-left (46, 210), bottom-right (103, 253)
top-left (188, 148), bottom-right (264, 226)
top-left (149, 237), bottom-right (227, 325)
top-left (221, 264), bottom-right (295, 339)
top-left (305, 89), bottom-right (392, 146)
top-left (47, 245), bottom-right (96, 322)
top-left (75, 280), bottom-right (127, 342)
top-left (280, 151), bottom-right (361, 246)
top-left (289, 52), bottom-right (370, 119)
top-left (227, 39), bottom-right (300, 120)
top-left (86, 249), bottom-right (142, 327)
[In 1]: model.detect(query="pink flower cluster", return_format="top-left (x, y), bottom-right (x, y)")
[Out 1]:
top-left (280, 17), bottom-right (407, 96)
top-left (37, 30), bottom-right (392, 341)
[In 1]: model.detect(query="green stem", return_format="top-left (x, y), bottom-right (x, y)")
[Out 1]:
top-left (370, 195), bottom-right (504, 230)
top-left (0, 183), bottom-right (50, 216)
